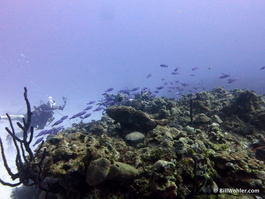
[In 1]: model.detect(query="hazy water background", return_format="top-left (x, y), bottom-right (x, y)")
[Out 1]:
top-left (0, 1), bottom-right (265, 198)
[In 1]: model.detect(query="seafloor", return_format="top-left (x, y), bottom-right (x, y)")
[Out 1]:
top-left (10, 87), bottom-right (265, 199)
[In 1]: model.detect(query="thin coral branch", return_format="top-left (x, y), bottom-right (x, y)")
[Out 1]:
top-left (36, 141), bottom-right (45, 153)
top-left (15, 121), bottom-right (34, 162)
top-left (4, 122), bottom-right (23, 179)
top-left (28, 126), bottom-right (34, 144)
top-left (19, 142), bottom-right (30, 167)
top-left (5, 126), bottom-right (23, 143)
top-left (16, 121), bottom-right (25, 132)
top-left (0, 138), bottom-right (16, 177)
top-left (0, 87), bottom-right (46, 187)
top-left (24, 126), bottom-right (34, 162)
top-left (23, 87), bottom-right (32, 139)
top-left (21, 87), bottom-right (34, 161)
top-left (0, 178), bottom-right (21, 187)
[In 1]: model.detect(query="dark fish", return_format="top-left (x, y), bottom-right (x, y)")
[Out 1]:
top-left (84, 106), bottom-right (93, 111)
top-left (93, 107), bottom-right (103, 112)
top-left (35, 129), bottom-right (48, 138)
top-left (87, 100), bottom-right (96, 105)
top-left (46, 128), bottom-right (54, 134)
top-left (227, 78), bottom-right (238, 84)
top-left (160, 64), bottom-right (168, 68)
top-left (130, 87), bottom-right (140, 92)
top-left (105, 88), bottom-right (114, 92)
top-left (154, 90), bottom-right (159, 93)
top-left (219, 73), bottom-right (230, 79)
top-left (174, 67), bottom-right (180, 71)
top-left (106, 100), bottom-right (115, 105)
top-left (146, 74), bottom-right (152, 78)
top-left (106, 95), bottom-right (115, 100)
top-left (161, 78), bottom-right (165, 81)
top-left (181, 83), bottom-right (189, 87)
top-left (51, 119), bottom-right (64, 126)
top-left (50, 126), bottom-right (64, 136)
top-left (172, 71), bottom-right (179, 75)
top-left (174, 80), bottom-right (179, 83)
top-left (39, 128), bottom-right (54, 136)
top-left (260, 66), bottom-right (265, 70)
top-left (176, 87), bottom-right (184, 91)
top-left (70, 110), bottom-right (87, 119)
top-left (156, 86), bottom-right (164, 90)
top-left (118, 89), bottom-right (130, 94)
top-left (60, 115), bottom-right (68, 120)
top-left (81, 113), bottom-right (91, 119)
top-left (33, 137), bottom-right (44, 147)
top-left (52, 126), bottom-right (64, 135)
top-left (192, 67), bottom-right (199, 71)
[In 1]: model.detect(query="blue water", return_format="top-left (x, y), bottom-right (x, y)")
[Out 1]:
top-left (1, 1), bottom-right (265, 121)
top-left (0, 0), bottom-right (264, 129)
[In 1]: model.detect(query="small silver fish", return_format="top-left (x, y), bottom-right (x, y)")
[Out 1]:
top-left (33, 137), bottom-right (44, 147)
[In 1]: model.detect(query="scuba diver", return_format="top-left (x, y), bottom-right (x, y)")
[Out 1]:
top-left (0, 96), bottom-right (67, 130)
top-left (31, 96), bottom-right (67, 129)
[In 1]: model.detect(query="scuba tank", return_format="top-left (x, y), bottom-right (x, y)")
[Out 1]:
top-left (47, 96), bottom-right (56, 108)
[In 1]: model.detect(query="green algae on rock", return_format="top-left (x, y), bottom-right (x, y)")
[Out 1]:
top-left (86, 158), bottom-right (138, 186)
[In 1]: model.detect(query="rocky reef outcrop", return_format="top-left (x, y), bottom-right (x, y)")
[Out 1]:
top-left (11, 87), bottom-right (265, 199)
top-left (106, 105), bottom-right (168, 133)
top-left (86, 157), bottom-right (138, 186)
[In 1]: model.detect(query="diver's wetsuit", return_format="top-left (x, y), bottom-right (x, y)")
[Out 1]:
top-left (31, 104), bottom-right (55, 129)
top-left (1, 97), bottom-right (66, 130)
top-left (31, 97), bottom-right (66, 129)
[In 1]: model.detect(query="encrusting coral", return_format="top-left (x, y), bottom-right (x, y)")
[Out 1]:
top-left (2, 87), bottom-right (265, 199)
top-left (106, 105), bottom-right (168, 133)
top-left (86, 157), bottom-right (138, 186)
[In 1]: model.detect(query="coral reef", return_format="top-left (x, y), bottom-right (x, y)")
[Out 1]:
top-left (106, 105), bottom-right (168, 133)
top-left (1, 87), bottom-right (265, 199)
top-left (86, 158), bottom-right (138, 186)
